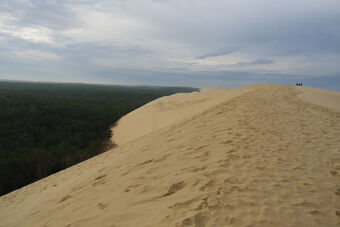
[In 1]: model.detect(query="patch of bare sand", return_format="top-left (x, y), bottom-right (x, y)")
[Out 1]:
top-left (1, 85), bottom-right (339, 227)
top-left (111, 85), bottom-right (261, 145)
top-left (296, 86), bottom-right (340, 112)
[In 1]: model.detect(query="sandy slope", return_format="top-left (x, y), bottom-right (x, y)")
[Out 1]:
top-left (1, 85), bottom-right (340, 227)
top-left (296, 86), bottom-right (340, 112)
top-left (111, 85), bottom-right (259, 145)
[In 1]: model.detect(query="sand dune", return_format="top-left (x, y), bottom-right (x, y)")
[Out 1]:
top-left (111, 85), bottom-right (260, 145)
top-left (1, 85), bottom-right (340, 226)
top-left (296, 86), bottom-right (340, 112)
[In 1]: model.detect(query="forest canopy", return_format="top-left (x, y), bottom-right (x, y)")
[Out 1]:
top-left (0, 81), bottom-right (197, 196)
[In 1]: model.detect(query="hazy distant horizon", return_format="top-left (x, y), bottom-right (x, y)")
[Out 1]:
top-left (1, 77), bottom-right (340, 92)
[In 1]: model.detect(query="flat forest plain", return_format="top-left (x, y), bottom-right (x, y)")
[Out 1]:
top-left (0, 81), bottom-right (197, 196)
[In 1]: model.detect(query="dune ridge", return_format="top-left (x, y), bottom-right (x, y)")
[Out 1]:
top-left (111, 85), bottom-right (261, 145)
top-left (1, 84), bottom-right (339, 226)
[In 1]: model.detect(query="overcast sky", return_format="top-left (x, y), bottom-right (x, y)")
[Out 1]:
top-left (0, 0), bottom-right (339, 89)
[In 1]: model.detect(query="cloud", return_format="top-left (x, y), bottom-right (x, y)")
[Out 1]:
top-left (232, 58), bottom-right (274, 67)
top-left (197, 47), bottom-right (240, 59)
top-left (14, 49), bottom-right (60, 61)
top-left (0, 26), bottom-right (54, 44)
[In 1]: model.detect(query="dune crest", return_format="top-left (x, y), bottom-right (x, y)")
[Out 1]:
top-left (1, 85), bottom-right (340, 227)
top-left (111, 85), bottom-right (261, 145)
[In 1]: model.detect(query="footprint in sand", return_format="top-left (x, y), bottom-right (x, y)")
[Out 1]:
top-left (98, 202), bottom-right (108, 209)
top-left (181, 211), bottom-right (209, 227)
top-left (335, 188), bottom-right (340, 196)
top-left (59, 195), bottom-right (72, 203)
top-left (163, 181), bottom-right (184, 197)
top-left (136, 159), bottom-right (154, 166)
top-left (92, 174), bottom-right (107, 186)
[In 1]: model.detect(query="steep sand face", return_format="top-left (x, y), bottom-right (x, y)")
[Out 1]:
top-left (1, 85), bottom-right (340, 227)
top-left (111, 85), bottom-right (261, 145)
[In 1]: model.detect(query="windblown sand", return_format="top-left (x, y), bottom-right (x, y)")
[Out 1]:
top-left (1, 85), bottom-right (339, 226)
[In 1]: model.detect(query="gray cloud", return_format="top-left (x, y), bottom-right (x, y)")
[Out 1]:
top-left (232, 58), bottom-right (274, 67)
top-left (197, 47), bottom-right (240, 59)
top-left (0, 1), bottom-right (76, 30)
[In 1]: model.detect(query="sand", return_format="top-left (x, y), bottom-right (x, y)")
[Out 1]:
top-left (296, 86), bottom-right (340, 112)
top-left (1, 84), bottom-right (339, 226)
top-left (111, 85), bottom-right (260, 145)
